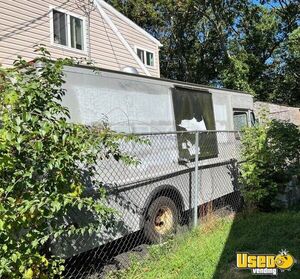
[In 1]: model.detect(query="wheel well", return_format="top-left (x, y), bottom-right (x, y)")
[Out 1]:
top-left (141, 185), bottom-right (184, 226)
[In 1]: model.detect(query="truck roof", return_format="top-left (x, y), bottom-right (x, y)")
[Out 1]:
top-left (66, 64), bottom-right (253, 97)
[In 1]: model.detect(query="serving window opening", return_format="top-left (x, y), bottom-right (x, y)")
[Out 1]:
top-left (172, 87), bottom-right (218, 162)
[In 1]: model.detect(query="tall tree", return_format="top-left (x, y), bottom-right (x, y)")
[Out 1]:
top-left (223, 1), bottom-right (300, 104)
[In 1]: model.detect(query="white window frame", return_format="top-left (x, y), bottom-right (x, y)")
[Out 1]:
top-left (49, 6), bottom-right (87, 54)
top-left (134, 46), bottom-right (155, 68)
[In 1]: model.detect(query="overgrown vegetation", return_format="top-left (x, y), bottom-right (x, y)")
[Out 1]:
top-left (109, 209), bottom-right (300, 279)
top-left (0, 49), bottom-right (140, 278)
top-left (240, 117), bottom-right (300, 210)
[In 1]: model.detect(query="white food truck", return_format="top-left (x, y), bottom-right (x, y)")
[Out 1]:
top-left (55, 65), bottom-right (255, 257)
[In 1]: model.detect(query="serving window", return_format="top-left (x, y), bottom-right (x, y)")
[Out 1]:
top-left (172, 87), bottom-right (218, 161)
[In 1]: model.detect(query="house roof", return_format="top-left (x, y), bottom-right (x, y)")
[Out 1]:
top-left (96, 0), bottom-right (163, 47)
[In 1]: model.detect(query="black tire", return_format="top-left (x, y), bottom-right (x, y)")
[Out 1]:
top-left (143, 196), bottom-right (179, 243)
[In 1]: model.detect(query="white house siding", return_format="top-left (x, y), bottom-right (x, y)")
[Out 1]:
top-left (0, 0), bottom-right (160, 77)
top-left (102, 6), bottom-right (160, 77)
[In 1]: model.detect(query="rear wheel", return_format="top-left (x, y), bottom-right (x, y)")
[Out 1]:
top-left (144, 196), bottom-right (179, 243)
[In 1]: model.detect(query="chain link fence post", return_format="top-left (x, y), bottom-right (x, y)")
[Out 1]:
top-left (193, 131), bottom-right (200, 228)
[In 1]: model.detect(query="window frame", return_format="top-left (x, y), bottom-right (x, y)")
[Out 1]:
top-left (49, 6), bottom-right (87, 54)
top-left (250, 111), bottom-right (256, 126)
top-left (134, 46), bottom-right (155, 68)
top-left (233, 109), bottom-right (249, 131)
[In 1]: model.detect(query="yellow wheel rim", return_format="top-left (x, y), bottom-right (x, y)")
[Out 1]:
top-left (154, 206), bottom-right (174, 235)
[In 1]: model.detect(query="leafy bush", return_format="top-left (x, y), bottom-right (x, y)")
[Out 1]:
top-left (240, 117), bottom-right (300, 211)
top-left (0, 49), bottom-right (140, 278)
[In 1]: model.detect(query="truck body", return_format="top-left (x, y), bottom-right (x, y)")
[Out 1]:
top-left (54, 65), bottom-right (254, 257)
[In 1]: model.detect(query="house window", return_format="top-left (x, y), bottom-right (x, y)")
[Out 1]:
top-left (52, 9), bottom-right (85, 51)
top-left (146, 51), bottom-right (154, 66)
top-left (53, 10), bottom-right (67, 46)
top-left (70, 16), bottom-right (84, 50)
top-left (136, 47), bottom-right (154, 67)
top-left (137, 49), bottom-right (145, 64)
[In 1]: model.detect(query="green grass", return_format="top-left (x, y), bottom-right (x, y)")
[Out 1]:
top-left (109, 209), bottom-right (300, 279)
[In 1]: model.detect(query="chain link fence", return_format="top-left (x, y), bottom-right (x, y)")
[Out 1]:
top-left (58, 130), bottom-right (244, 278)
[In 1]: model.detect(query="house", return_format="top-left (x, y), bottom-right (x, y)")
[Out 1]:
top-left (0, 0), bottom-right (162, 77)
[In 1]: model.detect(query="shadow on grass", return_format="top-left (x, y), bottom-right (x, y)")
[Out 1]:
top-left (212, 206), bottom-right (300, 279)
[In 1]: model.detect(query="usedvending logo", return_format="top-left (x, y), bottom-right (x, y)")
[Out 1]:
top-left (236, 250), bottom-right (296, 275)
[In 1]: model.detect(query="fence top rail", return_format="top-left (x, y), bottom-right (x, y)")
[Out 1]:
top-left (125, 130), bottom-right (241, 136)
